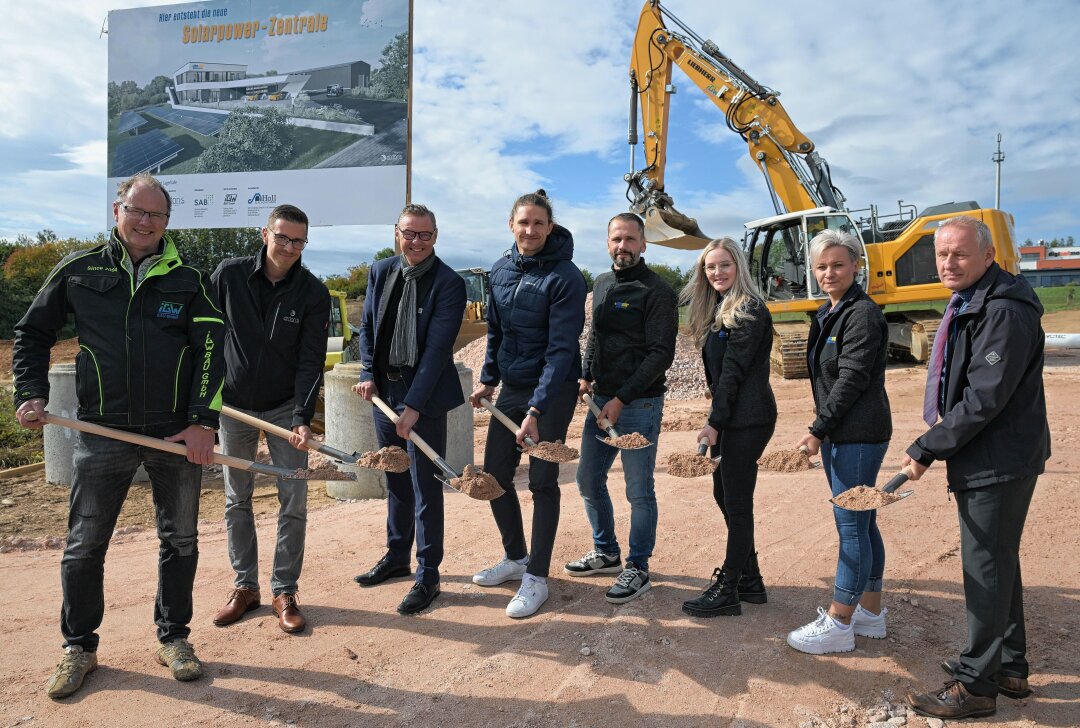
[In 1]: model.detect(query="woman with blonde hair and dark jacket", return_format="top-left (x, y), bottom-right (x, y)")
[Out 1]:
top-left (679, 237), bottom-right (776, 618)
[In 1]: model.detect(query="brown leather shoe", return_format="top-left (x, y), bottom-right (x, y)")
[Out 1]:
top-left (212, 587), bottom-right (261, 626)
top-left (907, 680), bottom-right (996, 719)
top-left (272, 593), bottom-right (306, 633)
top-left (940, 659), bottom-right (1033, 699)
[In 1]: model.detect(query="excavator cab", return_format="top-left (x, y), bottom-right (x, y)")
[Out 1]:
top-left (744, 208), bottom-right (868, 306)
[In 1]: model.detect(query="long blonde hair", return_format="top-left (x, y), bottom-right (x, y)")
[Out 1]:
top-left (679, 237), bottom-right (763, 347)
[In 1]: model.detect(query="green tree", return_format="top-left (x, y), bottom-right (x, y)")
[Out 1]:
top-left (169, 228), bottom-right (263, 274)
top-left (3, 244), bottom-right (65, 290)
top-left (579, 267), bottom-right (594, 292)
top-left (371, 32), bottom-right (408, 100)
top-left (649, 263), bottom-right (688, 292)
top-left (373, 247), bottom-right (395, 261)
top-left (194, 108), bottom-right (294, 173)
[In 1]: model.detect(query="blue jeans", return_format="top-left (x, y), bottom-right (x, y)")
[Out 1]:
top-left (221, 401), bottom-right (309, 596)
top-left (574, 394), bottom-right (663, 571)
top-left (62, 431), bottom-right (201, 650)
top-left (821, 439), bottom-right (889, 605)
top-left (371, 376), bottom-right (446, 586)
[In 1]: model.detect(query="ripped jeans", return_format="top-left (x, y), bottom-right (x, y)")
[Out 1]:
top-left (61, 431), bottom-right (201, 650)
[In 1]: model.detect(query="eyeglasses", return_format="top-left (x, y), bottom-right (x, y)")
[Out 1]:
top-left (271, 232), bottom-right (307, 250)
top-left (396, 226), bottom-right (435, 242)
top-left (120, 204), bottom-right (169, 224)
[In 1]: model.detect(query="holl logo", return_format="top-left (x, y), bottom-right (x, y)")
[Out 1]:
top-left (158, 301), bottom-right (183, 319)
top-left (248, 192), bottom-right (277, 204)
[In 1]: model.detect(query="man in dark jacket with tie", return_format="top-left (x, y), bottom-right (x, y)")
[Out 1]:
top-left (352, 204), bottom-right (466, 615)
top-left (903, 216), bottom-right (1049, 721)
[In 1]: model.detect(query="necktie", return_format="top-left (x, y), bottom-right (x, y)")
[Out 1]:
top-left (922, 294), bottom-right (962, 426)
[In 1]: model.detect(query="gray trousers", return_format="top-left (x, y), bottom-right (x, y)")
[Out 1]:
top-left (954, 475), bottom-right (1037, 698)
top-left (220, 401), bottom-right (309, 596)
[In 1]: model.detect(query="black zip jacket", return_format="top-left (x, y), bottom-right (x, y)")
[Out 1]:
top-left (702, 296), bottom-right (777, 430)
top-left (806, 283), bottom-right (892, 443)
top-left (582, 259), bottom-right (678, 403)
top-left (212, 251), bottom-right (330, 427)
top-left (906, 264), bottom-right (1049, 490)
top-left (12, 232), bottom-right (225, 435)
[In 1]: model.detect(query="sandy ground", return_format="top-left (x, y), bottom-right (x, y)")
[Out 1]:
top-left (1, 347), bottom-right (1078, 727)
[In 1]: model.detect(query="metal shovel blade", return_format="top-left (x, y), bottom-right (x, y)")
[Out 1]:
top-left (594, 434), bottom-right (651, 451)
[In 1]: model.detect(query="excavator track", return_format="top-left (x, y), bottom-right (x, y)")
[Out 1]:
top-left (770, 320), bottom-right (811, 379)
top-left (885, 309), bottom-right (944, 364)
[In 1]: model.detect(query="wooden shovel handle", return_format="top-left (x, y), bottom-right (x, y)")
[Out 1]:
top-left (39, 412), bottom-right (264, 473)
top-left (370, 395), bottom-right (442, 465)
top-left (478, 398), bottom-right (538, 447)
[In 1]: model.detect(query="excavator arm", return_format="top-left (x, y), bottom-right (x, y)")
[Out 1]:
top-left (627, 0), bottom-right (844, 248)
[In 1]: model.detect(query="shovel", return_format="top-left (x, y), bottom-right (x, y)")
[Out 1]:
top-left (478, 397), bottom-right (577, 463)
top-left (581, 393), bottom-right (651, 450)
top-left (33, 412), bottom-right (306, 480)
top-left (667, 438), bottom-right (721, 478)
top-left (830, 470), bottom-right (915, 512)
top-left (370, 396), bottom-right (502, 499)
top-left (221, 404), bottom-right (400, 470)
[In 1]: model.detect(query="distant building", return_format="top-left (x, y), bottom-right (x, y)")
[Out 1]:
top-left (170, 60), bottom-right (370, 104)
top-left (1018, 244), bottom-right (1080, 286)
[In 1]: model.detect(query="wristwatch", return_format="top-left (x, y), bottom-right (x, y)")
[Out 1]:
top-left (197, 424), bottom-right (216, 432)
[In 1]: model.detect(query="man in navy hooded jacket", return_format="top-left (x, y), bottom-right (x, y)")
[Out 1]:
top-left (352, 204), bottom-right (466, 615)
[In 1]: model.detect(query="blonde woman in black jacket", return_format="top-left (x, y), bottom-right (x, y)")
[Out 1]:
top-left (679, 237), bottom-right (776, 618)
top-left (788, 229), bottom-right (892, 655)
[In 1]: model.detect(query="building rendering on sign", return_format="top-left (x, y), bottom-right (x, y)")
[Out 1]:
top-left (171, 60), bottom-right (371, 104)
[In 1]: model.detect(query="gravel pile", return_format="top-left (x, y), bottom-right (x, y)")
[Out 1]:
top-left (455, 292), bottom-right (708, 401)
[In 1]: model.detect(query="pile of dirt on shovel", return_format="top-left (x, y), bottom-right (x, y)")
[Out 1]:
top-left (294, 466), bottom-right (356, 481)
top-left (451, 465), bottom-right (503, 500)
top-left (523, 440), bottom-right (578, 462)
top-left (600, 432), bottom-right (652, 449)
top-left (831, 485), bottom-right (902, 510)
top-left (358, 446), bottom-right (411, 473)
top-left (758, 448), bottom-right (813, 472)
top-left (666, 452), bottom-right (716, 478)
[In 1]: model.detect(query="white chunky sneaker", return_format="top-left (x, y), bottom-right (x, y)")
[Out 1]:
top-left (786, 606), bottom-right (856, 655)
top-left (472, 557), bottom-right (527, 586)
top-left (506, 575), bottom-right (548, 619)
top-left (851, 603), bottom-right (888, 638)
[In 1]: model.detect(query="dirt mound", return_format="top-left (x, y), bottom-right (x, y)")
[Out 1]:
top-left (758, 448), bottom-right (813, 471)
top-left (666, 451), bottom-right (716, 478)
top-left (523, 440), bottom-right (578, 463)
top-left (831, 485), bottom-right (902, 510)
top-left (357, 445), bottom-right (411, 472)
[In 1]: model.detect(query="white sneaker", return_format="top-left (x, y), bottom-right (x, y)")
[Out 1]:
top-left (851, 603), bottom-right (888, 638)
top-left (472, 557), bottom-right (527, 586)
top-left (786, 607), bottom-right (856, 655)
top-left (506, 575), bottom-right (548, 619)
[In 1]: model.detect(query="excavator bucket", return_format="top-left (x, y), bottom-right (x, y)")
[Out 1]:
top-left (642, 202), bottom-right (711, 250)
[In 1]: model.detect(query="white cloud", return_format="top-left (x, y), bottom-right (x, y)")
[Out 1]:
top-left (1, 0), bottom-right (1077, 271)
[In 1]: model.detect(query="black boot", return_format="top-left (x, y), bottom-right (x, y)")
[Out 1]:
top-left (682, 567), bottom-right (741, 617)
top-left (738, 551), bottom-right (767, 604)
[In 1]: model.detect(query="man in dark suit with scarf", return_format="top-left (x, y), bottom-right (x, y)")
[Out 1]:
top-left (352, 204), bottom-right (467, 614)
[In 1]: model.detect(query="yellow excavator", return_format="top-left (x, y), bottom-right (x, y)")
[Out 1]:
top-left (626, 0), bottom-right (1019, 377)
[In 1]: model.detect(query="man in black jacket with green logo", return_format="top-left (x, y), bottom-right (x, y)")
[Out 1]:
top-left (12, 173), bottom-right (225, 698)
top-left (903, 217), bottom-right (1049, 721)
top-left (209, 204), bottom-right (330, 635)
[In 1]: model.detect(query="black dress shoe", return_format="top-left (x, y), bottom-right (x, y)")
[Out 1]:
top-left (397, 582), bottom-right (440, 615)
top-left (354, 556), bottom-right (411, 587)
top-left (940, 659), bottom-right (1032, 699)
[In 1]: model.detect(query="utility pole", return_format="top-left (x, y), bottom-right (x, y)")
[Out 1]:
top-left (993, 133), bottom-right (1005, 209)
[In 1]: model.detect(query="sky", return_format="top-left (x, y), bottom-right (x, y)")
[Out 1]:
top-left (1, 0), bottom-right (1078, 278)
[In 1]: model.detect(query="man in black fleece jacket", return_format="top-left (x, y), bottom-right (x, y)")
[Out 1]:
top-left (568, 213), bottom-right (678, 604)
top-left (210, 204), bottom-right (330, 635)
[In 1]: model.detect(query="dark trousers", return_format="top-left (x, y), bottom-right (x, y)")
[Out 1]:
top-left (954, 475), bottom-right (1037, 697)
top-left (62, 431), bottom-right (201, 650)
top-left (483, 382), bottom-right (578, 578)
top-left (372, 376), bottom-right (446, 586)
top-left (710, 423), bottom-right (774, 574)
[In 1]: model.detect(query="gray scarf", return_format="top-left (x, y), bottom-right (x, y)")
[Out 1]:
top-left (389, 253), bottom-right (437, 368)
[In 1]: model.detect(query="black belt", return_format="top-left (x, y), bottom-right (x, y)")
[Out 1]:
top-left (381, 368), bottom-right (404, 382)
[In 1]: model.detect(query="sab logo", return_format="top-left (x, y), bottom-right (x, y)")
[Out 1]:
top-left (194, 195), bottom-right (214, 207)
